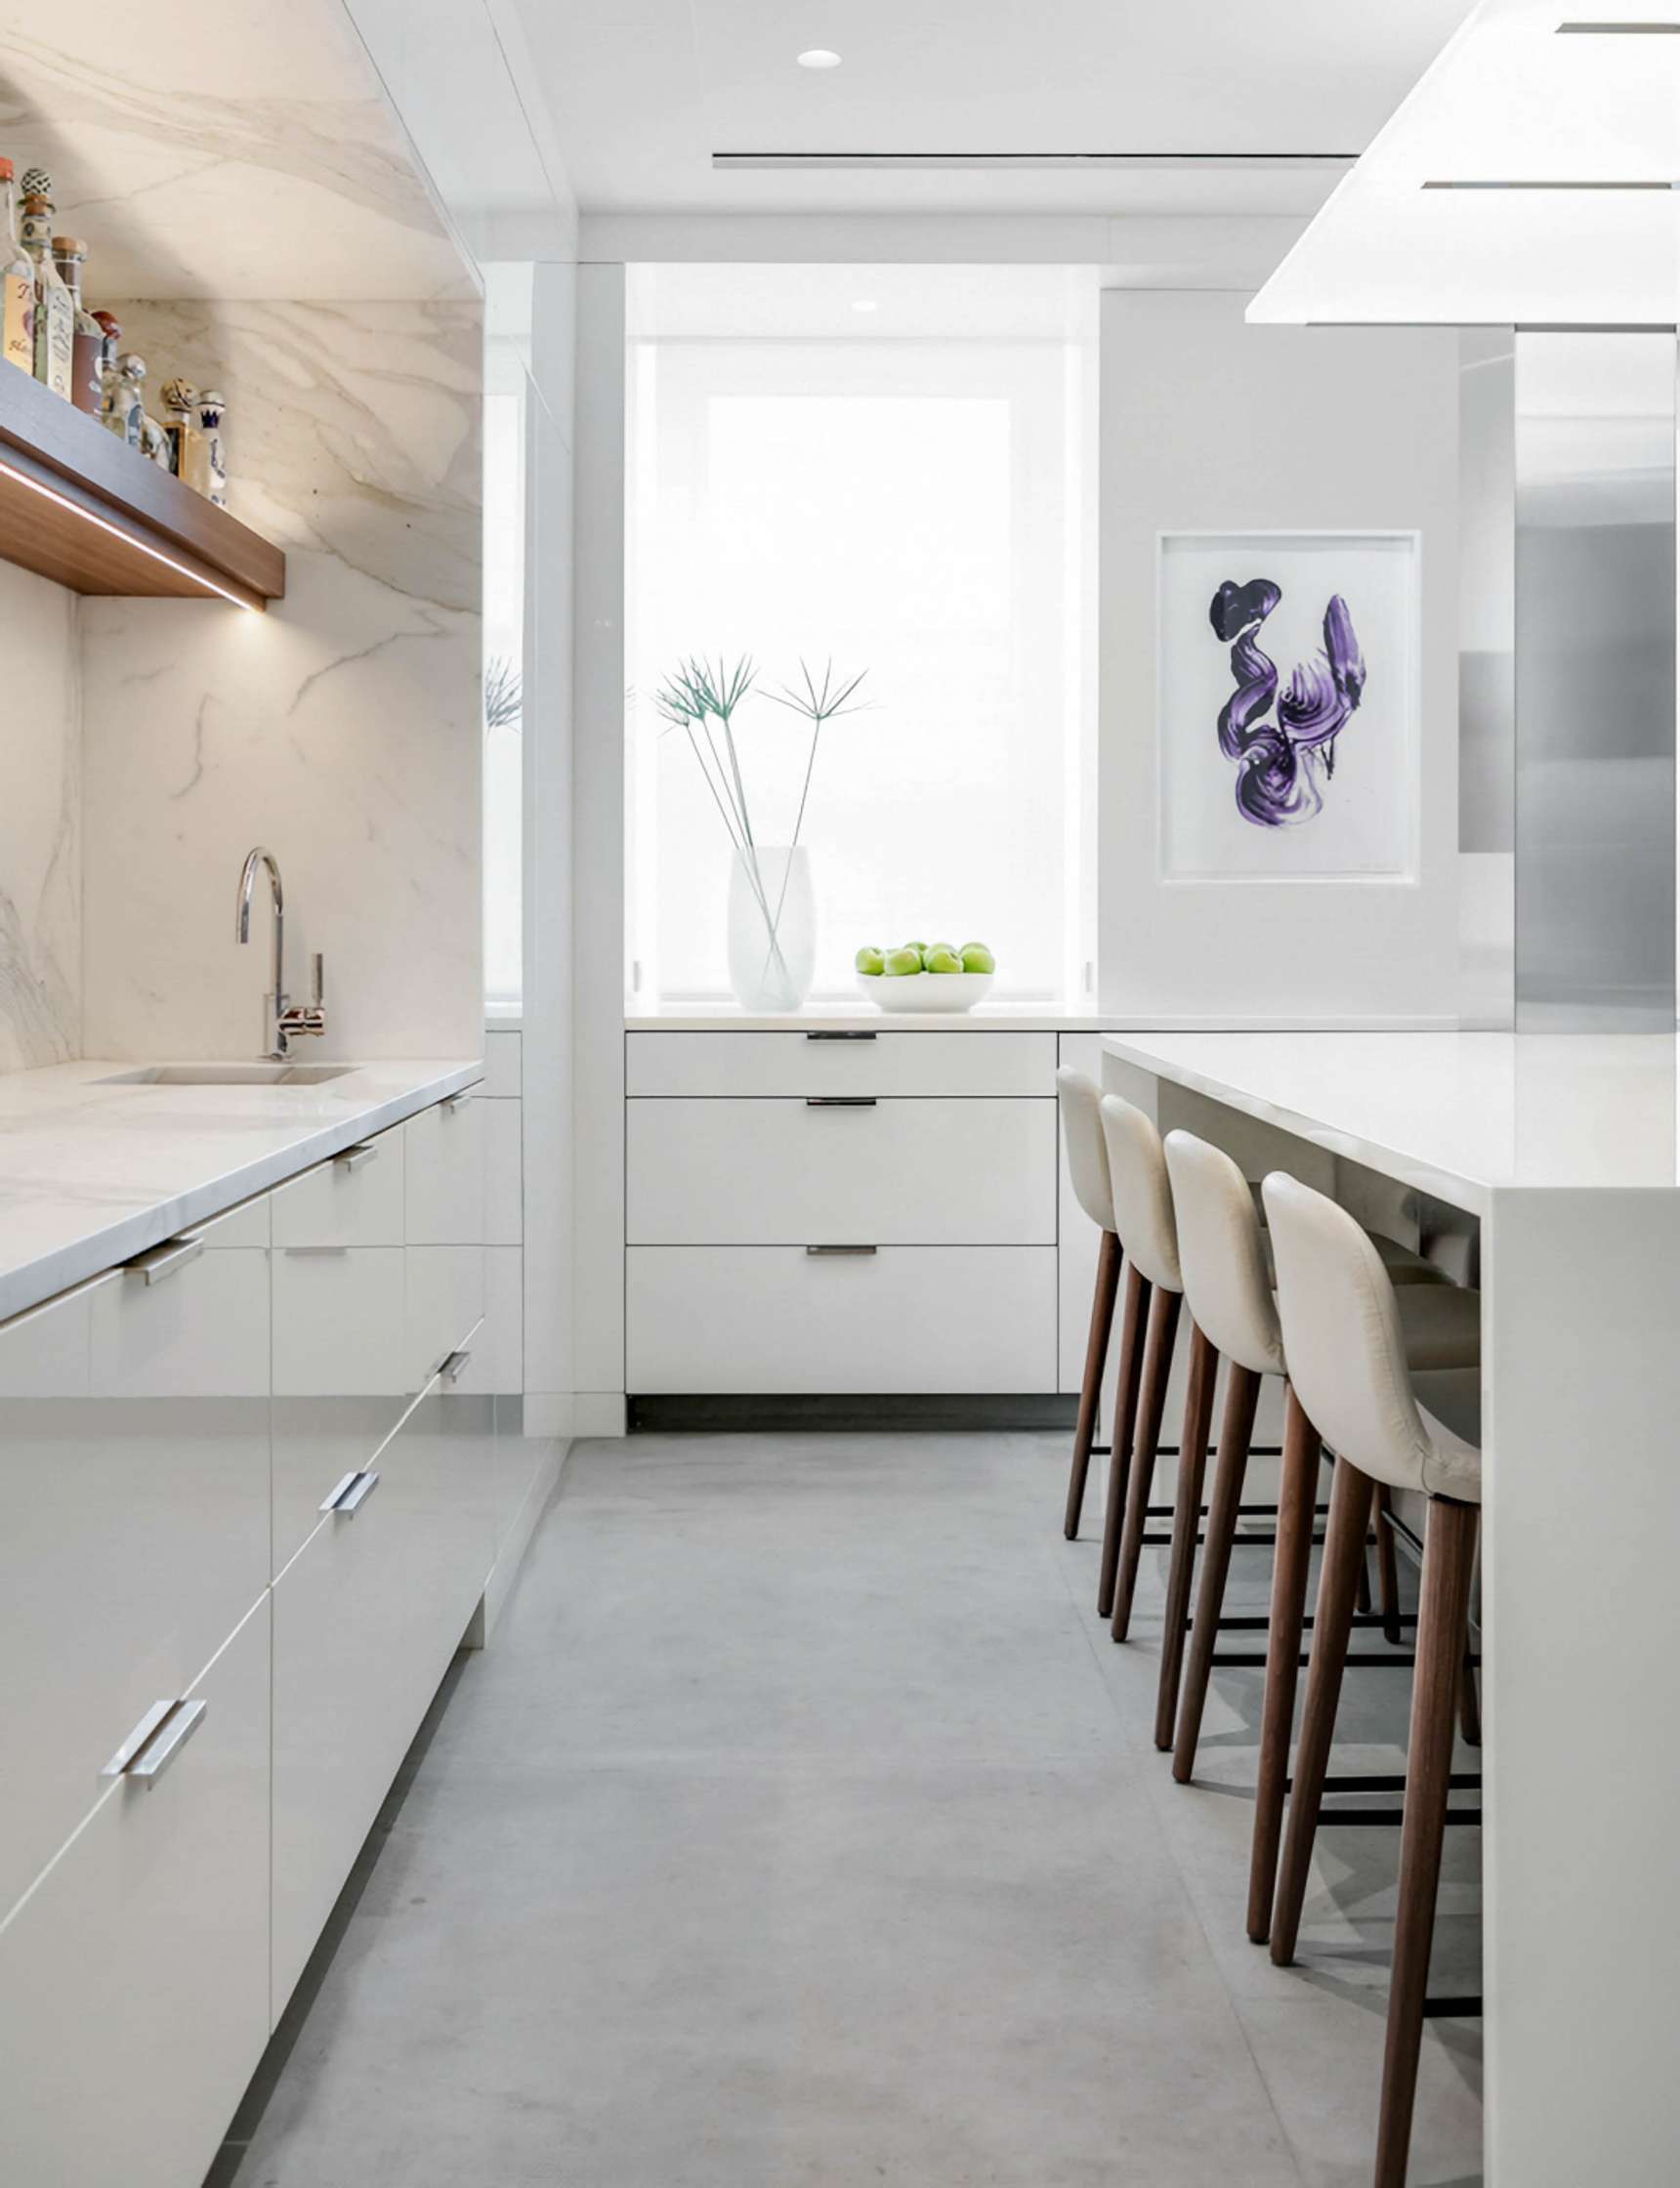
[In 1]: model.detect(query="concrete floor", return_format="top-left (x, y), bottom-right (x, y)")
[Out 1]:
top-left (212, 1431), bottom-right (1484, 2188)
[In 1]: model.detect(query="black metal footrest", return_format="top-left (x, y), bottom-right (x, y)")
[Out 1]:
top-left (1297, 1772), bottom-right (1482, 1795)
top-left (1304, 1806), bottom-right (1482, 1828)
top-left (1209, 1652), bottom-right (1418, 1669)
top-left (1421, 1996), bottom-right (1484, 2019)
top-left (1210, 1613), bottom-right (1417, 1633)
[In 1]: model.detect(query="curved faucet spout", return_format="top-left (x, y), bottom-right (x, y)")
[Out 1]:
top-left (235, 845), bottom-right (283, 944)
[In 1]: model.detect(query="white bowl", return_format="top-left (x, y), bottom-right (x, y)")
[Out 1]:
top-left (858, 971), bottom-right (994, 1014)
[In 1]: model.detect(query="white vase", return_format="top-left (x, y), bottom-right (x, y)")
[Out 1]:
top-left (727, 845), bottom-right (815, 1012)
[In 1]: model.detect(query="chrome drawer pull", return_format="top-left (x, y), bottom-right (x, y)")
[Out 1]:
top-left (805, 1031), bottom-right (876, 1041)
top-left (102, 1698), bottom-right (207, 1787)
top-left (804, 1096), bottom-right (877, 1108)
top-left (806, 1243), bottom-right (878, 1256)
top-left (440, 1347), bottom-right (473, 1384)
top-left (333, 1141), bottom-right (380, 1171)
top-left (441, 1090), bottom-right (477, 1114)
top-left (321, 1466), bottom-right (380, 1515)
top-left (123, 1234), bottom-right (204, 1285)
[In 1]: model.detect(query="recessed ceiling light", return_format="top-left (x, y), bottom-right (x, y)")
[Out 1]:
top-left (851, 299), bottom-right (878, 314)
top-left (797, 48), bottom-right (841, 70)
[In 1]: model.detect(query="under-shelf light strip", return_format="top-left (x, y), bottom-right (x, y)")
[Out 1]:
top-left (0, 452), bottom-right (261, 610)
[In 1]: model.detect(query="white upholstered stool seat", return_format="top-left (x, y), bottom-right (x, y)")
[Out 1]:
top-left (1054, 1069), bottom-right (1122, 1539)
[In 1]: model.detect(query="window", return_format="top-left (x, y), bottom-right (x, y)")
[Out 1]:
top-left (626, 266), bottom-right (1096, 1004)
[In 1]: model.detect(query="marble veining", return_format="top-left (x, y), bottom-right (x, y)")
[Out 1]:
top-left (0, 1057), bottom-right (481, 1324)
top-left (0, 4), bottom-right (473, 301)
top-left (79, 298), bottom-right (483, 1065)
top-left (0, 563), bottom-right (80, 1073)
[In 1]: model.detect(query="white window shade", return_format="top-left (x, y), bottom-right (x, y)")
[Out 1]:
top-left (626, 276), bottom-right (1094, 1006)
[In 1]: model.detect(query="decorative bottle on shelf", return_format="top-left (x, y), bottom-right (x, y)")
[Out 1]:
top-left (51, 237), bottom-right (103, 414)
top-left (159, 376), bottom-right (195, 481)
top-left (193, 389), bottom-right (228, 506)
top-left (0, 158), bottom-right (33, 377)
top-left (92, 311), bottom-right (141, 444)
top-left (17, 169), bottom-right (73, 400)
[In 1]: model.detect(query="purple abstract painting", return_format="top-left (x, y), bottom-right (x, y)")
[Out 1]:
top-left (1207, 577), bottom-right (1365, 828)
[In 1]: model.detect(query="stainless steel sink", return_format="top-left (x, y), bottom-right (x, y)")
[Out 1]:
top-left (98, 1063), bottom-right (356, 1087)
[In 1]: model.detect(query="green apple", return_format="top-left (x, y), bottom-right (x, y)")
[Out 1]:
top-left (883, 946), bottom-right (923, 977)
top-left (924, 946), bottom-right (964, 974)
top-left (922, 942), bottom-right (955, 966)
top-left (903, 940), bottom-right (927, 955)
top-left (855, 946), bottom-right (885, 977)
top-left (959, 942), bottom-right (995, 974)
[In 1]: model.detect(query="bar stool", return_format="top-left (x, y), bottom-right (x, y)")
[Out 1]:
top-left (1264, 1171), bottom-right (1482, 2188)
top-left (1054, 1069), bottom-right (1139, 1542)
top-left (1162, 1131), bottom-right (1482, 1807)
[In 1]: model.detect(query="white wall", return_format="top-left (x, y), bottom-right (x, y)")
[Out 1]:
top-left (79, 298), bottom-right (483, 1063)
top-left (0, 563), bottom-right (79, 1072)
top-left (1098, 290), bottom-right (1463, 1026)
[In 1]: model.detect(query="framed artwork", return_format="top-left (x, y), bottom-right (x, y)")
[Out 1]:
top-left (1157, 530), bottom-right (1420, 881)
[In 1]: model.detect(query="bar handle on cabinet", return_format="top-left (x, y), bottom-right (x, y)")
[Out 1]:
top-left (441, 1090), bottom-right (477, 1115)
top-left (123, 1234), bottom-right (205, 1285)
top-left (320, 1466), bottom-right (380, 1516)
top-left (102, 1698), bottom-right (207, 1787)
top-left (805, 1031), bottom-right (876, 1041)
top-left (806, 1244), bottom-right (878, 1257)
top-left (804, 1096), bottom-right (877, 1108)
top-left (440, 1348), bottom-right (473, 1384)
top-left (333, 1141), bottom-right (380, 1171)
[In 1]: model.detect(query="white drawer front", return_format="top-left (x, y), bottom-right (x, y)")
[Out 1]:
top-left (405, 1244), bottom-right (485, 1393)
top-left (483, 1098), bottom-right (523, 1244)
top-left (272, 1247), bottom-right (406, 1398)
top-left (198, 1193), bottom-right (272, 1249)
top-left (453, 1245), bottom-right (522, 1397)
top-left (627, 1097), bottom-right (1056, 1245)
top-left (0, 1598), bottom-right (271, 2188)
top-left (483, 1029), bottom-right (522, 1098)
top-left (272, 1125), bottom-right (404, 1248)
top-left (627, 1029), bottom-right (1056, 1098)
top-left (404, 1093), bottom-right (486, 1245)
top-left (91, 1245), bottom-right (269, 1399)
top-left (627, 1246), bottom-right (1059, 1394)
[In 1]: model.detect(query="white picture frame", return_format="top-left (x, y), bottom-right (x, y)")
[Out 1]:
top-left (1157, 529), bottom-right (1421, 883)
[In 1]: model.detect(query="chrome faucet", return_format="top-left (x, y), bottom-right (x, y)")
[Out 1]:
top-left (235, 846), bottom-right (326, 1060)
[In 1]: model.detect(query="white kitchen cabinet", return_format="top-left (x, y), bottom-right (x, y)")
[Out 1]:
top-left (271, 1123), bottom-right (404, 1248)
top-left (1057, 1032), bottom-right (1105, 1394)
top-left (483, 1097), bottom-right (524, 1244)
top-left (627, 1028), bottom-right (1056, 1098)
top-left (0, 1596), bottom-right (271, 2188)
top-left (627, 1097), bottom-right (1057, 1247)
top-left (270, 1362), bottom-right (490, 2018)
top-left (0, 1248), bottom-right (269, 1921)
top-left (405, 1242), bottom-right (486, 1393)
top-left (627, 1246), bottom-right (1059, 1394)
top-left (404, 1090), bottom-right (486, 1245)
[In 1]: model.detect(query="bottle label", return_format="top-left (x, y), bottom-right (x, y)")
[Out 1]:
top-left (1, 270), bottom-right (30, 374)
top-left (38, 287), bottom-right (72, 399)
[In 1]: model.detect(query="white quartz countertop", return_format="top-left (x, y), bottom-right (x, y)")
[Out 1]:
top-left (626, 1001), bottom-right (1110, 1033)
top-left (0, 1057), bottom-right (482, 1324)
top-left (1103, 1031), bottom-right (1680, 1215)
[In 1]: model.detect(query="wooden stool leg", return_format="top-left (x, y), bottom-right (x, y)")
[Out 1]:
top-left (1375, 1497), bottom-right (1478, 2188)
top-left (1374, 1483), bottom-right (1404, 1646)
top-left (1096, 1265), bottom-right (1150, 1619)
top-left (1155, 1322), bottom-right (1219, 1747)
top-left (1110, 1285), bottom-right (1183, 1641)
top-left (1270, 1454), bottom-right (1374, 1967)
top-left (1173, 1362), bottom-right (1261, 1783)
top-left (1065, 1229), bottom-right (1121, 1539)
top-left (1246, 1387), bottom-right (1323, 1944)
top-left (1355, 1487), bottom-right (1374, 1617)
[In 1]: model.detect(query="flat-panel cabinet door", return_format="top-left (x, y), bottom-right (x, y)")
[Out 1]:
top-left (272, 1244), bottom-right (407, 1575)
top-left (0, 1597), bottom-right (271, 2188)
top-left (1, 1239), bottom-right (270, 1922)
top-left (404, 1092), bottom-right (486, 1245)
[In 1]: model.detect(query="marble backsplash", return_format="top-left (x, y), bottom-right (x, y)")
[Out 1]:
top-left (80, 296), bottom-right (483, 1063)
top-left (0, 561), bottom-right (79, 1073)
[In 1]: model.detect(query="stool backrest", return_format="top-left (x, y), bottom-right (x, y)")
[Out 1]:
top-left (1055, 1068), bottom-right (1113, 1233)
top-left (1262, 1171), bottom-right (1435, 1495)
top-left (1163, 1130), bottom-right (1283, 1376)
top-left (1099, 1093), bottom-right (1181, 1293)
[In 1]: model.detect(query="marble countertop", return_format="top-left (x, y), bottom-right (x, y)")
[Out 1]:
top-left (0, 1057), bottom-right (481, 1324)
top-left (1104, 1031), bottom-right (1680, 1215)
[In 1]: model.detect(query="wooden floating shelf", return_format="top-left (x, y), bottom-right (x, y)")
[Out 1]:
top-left (0, 361), bottom-right (284, 611)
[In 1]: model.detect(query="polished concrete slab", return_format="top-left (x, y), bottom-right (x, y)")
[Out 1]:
top-left (213, 1431), bottom-right (1482, 2188)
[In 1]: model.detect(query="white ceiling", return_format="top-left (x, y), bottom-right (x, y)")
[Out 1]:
top-left (508, 0), bottom-right (1476, 217)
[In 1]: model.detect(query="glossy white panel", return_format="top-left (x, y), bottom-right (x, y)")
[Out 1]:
top-left (405, 1245), bottom-right (486, 1394)
top-left (453, 1246), bottom-right (523, 1398)
top-left (483, 1101), bottom-right (524, 1245)
top-left (404, 1096), bottom-right (487, 1246)
top-left (627, 1098), bottom-right (1057, 1246)
top-left (482, 1030), bottom-right (523, 1099)
top-left (627, 1246), bottom-right (1059, 1394)
top-left (0, 1598), bottom-right (271, 2188)
top-left (198, 1193), bottom-right (273, 1250)
top-left (626, 1029), bottom-right (1058, 1097)
top-left (272, 1126), bottom-right (404, 1248)
top-left (90, 1246), bottom-right (268, 1400)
